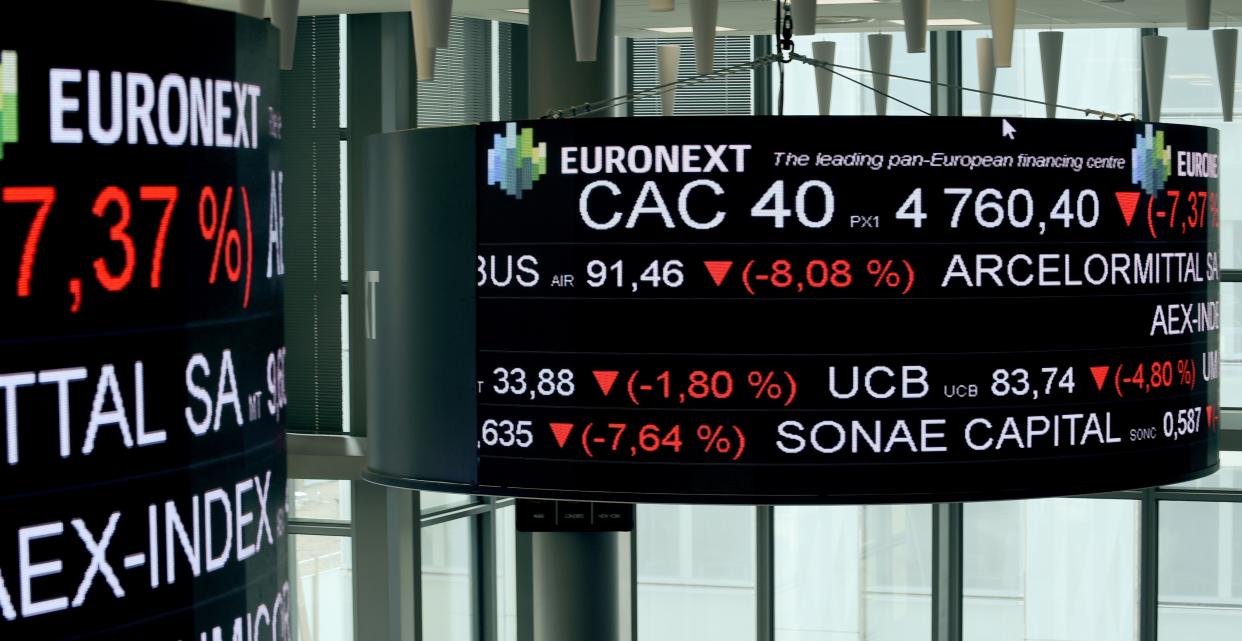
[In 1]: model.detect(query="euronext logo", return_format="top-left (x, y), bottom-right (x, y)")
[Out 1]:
top-left (486, 122), bottom-right (547, 199)
top-left (0, 50), bottom-right (16, 160)
top-left (1132, 124), bottom-right (1171, 196)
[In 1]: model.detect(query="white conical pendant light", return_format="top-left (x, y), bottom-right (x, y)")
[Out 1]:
top-left (1215, 29), bottom-right (1238, 121)
top-left (900, 0), bottom-right (929, 53)
top-left (1187, 0), bottom-right (1212, 30)
top-left (570, 0), bottom-right (602, 61)
top-left (411, 0), bottom-right (452, 50)
top-left (868, 33), bottom-right (892, 116)
top-left (271, 0), bottom-right (299, 70)
top-left (792, 0), bottom-right (816, 37)
top-left (977, 37), bottom-right (995, 117)
top-left (416, 45), bottom-right (436, 81)
top-left (1142, 34), bottom-right (1168, 121)
top-left (988, 0), bottom-right (1016, 68)
top-left (1039, 31), bottom-right (1063, 119)
top-left (812, 40), bottom-right (836, 116)
top-left (658, 44), bottom-right (679, 116)
top-left (240, 0), bottom-right (265, 18)
top-left (690, 0), bottom-right (718, 74)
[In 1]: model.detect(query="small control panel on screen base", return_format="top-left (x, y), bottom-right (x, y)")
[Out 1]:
top-left (516, 500), bottom-right (635, 532)
top-left (364, 116), bottom-right (1220, 504)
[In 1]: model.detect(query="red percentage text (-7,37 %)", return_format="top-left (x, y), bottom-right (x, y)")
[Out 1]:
top-left (3, 183), bottom-right (259, 313)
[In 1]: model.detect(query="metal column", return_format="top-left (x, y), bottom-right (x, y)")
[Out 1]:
top-left (931, 502), bottom-right (963, 641)
top-left (531, 532), bottom-right (625, 641)
top-left (522, 3), bottom-right (624, 633)
top-left (931, 31), bottom-right (962, 117)
top-left (1139, 489), bottom-right (1159, 641)
top-left (756, 506), bottom-right (775, 641)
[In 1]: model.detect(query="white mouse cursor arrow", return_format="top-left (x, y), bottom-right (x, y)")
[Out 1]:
top-left (1002, 119), bottom-right (1017, 139)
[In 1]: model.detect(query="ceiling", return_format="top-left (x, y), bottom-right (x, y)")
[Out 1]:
top-left (193, 0), bottom-right (1242, 38)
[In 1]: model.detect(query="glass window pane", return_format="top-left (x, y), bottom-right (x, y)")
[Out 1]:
top-left (1023, 498), bottom-right (1138, 641)
top-left (1158, 500), bottom-right (1242, 641)
top-left (339, 14), bottom-right (348, 130)
top-left (780, 35), bottom-right (861, 116)
top-left (341, 293), bottom-right (350, 433)
top-left (1160, 501), bottom-right (1222, 598)
top-left (293, 534), bottom-right (355, 641)
top-left (631, 36), bottom-right (755, 116)
top-left (875, 40), bottom-right (931, 116)
top-left (290, 479), bottom-right (352, 522)
top-left (962, 29), bottom-right (1140, 119)
top-left (496, 505), bottom-right (518, 641)
top-left (963, 501), bottom-right (1025, 641)
top-left (774, 505), bottom-right (930, 641)
top-left (422, 517), bottom-right (476, 641)
top-left (340, 139), bottom-right (349, 282)
top-left (964, 498), bottom-right (1139, 641)
top-left (1167, 450), bottom-right (1242, 490)
top-left (863, 505), bottom-right (932, 641)
top-left (1237, 508), bottom-right (1242, 599)
top-left (637, 504), bottom-right (755, 641)
top-left (775, 506), bottom-right (862, 641)
top-left (418, 17), bottom-right (493, 126)
top-left (779, 34), bottom-right (929, 116)
top-left (964, 500), bottom-right (1023, 595)
top-left (1223, 284), bottom-right (1241, 409)
top-left (422, 491), bottom-right (476, 514)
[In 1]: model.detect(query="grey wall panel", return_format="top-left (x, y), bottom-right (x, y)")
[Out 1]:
top-left (366, 126), bottom-right (478, 484)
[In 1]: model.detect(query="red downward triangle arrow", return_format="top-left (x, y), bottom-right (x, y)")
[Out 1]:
top-left (1115, 192), bottom-right (1141, 227)
top-left (1089, 366), bottom-right (1110, 391)
top-left (703, 261), bottom-right (733, 287)
top-left (593, 370), bottom-right (619, 396)
top-left (549, 423), bottom-right (574, 448)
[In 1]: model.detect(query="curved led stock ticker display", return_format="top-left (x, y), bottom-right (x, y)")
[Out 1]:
top-left (0, 3), bottom-right (289, 639)
top-left (368, 116), bottom-right (1221, 503)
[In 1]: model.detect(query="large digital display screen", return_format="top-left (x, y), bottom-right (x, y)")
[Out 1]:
top-left (0, 3), bottom-right (289, 638)
top-left (365, 116), bottom-right (1220, 503)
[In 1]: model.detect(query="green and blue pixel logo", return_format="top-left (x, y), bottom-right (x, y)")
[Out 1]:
top-left (0, 51), bottom-right (15, 160)
top-left (1132, 124), bottom-right (1171, 196)
top-left (487, 123), bottom-right (548, 199)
